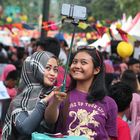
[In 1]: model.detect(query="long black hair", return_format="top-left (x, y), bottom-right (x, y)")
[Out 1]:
top-left (69, 48), bottom-right (107, 103)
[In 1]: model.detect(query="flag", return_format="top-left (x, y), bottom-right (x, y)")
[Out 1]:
top-left (95, 25), bottom-right (108, 37)
top-left (78, 22), bottom-right (89, 30)
top-left (116, 28), bottom-right (128, 42)
top-left (42, 21), bottom-right (58, 31)
top-left (3, 24), bottom-right (13, 33)
top-left (12, 23), bottom-right (23, 30)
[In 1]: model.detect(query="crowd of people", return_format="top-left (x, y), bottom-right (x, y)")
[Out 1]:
top-left (0, 32), bottom-right (140, 140)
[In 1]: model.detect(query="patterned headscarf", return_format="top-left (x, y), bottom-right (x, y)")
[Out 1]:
top-left (2, 51), bottom-right (56, 139)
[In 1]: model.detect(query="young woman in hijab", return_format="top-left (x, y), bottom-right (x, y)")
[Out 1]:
top-left (2, 51), bottom-right (62, 140)
top-left (45, 47), bottom-right (118, 140)
top-left (35, 37), bottom-right (71, 90)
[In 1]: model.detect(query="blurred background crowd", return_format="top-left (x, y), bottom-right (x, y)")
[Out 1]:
top-left (0, 0), bottom-right (140, 140)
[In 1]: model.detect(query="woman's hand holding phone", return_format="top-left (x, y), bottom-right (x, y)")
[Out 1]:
top-left (53, 85), bottom-right (67, 104)
top-left (41, 85), bottom-right (67, 106)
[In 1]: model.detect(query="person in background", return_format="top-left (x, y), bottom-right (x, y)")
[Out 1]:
top-left (127, 58), bottom-right (140, 86)
top-left (0, 70), bottom-right (18, 139)
top-left (127, 58), bottom-right (140, 75)
top-left (109, 82), bottom-right (133, 140)
top-left (121, 69), bottom-right (140, 94)
top-left (2, 51), bottom-right (60, 140)
top-left (105, 73), bottom-right (120, 90)
top-left (120, 63), bottom-right (128, 74)
top-left (0, 64), bottom-right (16, 81)
top-left (45, 47), bottom-right (118, 140)
top-left (0, 64), bottom-right (18, 99)
top-left (8, 52), bottom-right (18, 65)
top-left (55, 33), bottom-right (69, 65)
top-left (36, 37), bottom-right (60, 58)
top-left (0, 43), bottom-right (8, 63)
top-left (26, 37), bottom-right (37, 55)
top-left (120, 69), bottom-right (140, 140)
top-left (125, 93), bottom-right (140, 140)
top-left (0, 70), bottom-right (18, 99)
top-left (13, 47), bottom-right (27, 75)
top-left (102, 51), bottom-right (115, 74)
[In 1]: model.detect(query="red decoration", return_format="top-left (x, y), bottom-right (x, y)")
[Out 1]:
top-left (42, 20), bottom-right (58, 31)
top-left (116, 28), bottom-right (128, 42)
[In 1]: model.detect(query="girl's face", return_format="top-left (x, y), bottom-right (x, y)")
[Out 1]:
top-left (70, 51), bottom-right (98, 82)
top-left (44, 57), bottom-right (58, 86)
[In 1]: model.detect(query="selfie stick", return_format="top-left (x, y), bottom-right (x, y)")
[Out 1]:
top-left (61, 20), bottom-right (77, 92)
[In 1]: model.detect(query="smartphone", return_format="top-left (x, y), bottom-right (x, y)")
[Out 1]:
top-left (45, 86), bottom-right (58, 95)
top-left (61, 4), bottom-right (87, 21)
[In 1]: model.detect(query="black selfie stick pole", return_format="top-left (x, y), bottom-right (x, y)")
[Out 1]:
top-left (61, 22), bottom-right (77, 92)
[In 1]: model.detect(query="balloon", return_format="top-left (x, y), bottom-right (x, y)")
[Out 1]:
top-left (6, 17), bottom-right (12, 23)
top-left (117, 41), bottom-right (134, 58)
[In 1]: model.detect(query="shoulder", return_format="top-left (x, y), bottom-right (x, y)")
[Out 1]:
top-left (117, 117), bottom-right (128, 127)
top-left (130, 93), bottom-right (140, 111)
top-left (117, 117), bottom-right (130, 136)
top-left (132, 93), bottom-right (140, 101)
top-left (25, 56), bottom-right (31, 61)
top-left (102, 96), bottom-right (118, 111)
top-left (0, 81), bottom-right (3, 85)
top-left (103, 96), bottom-right (116, 105)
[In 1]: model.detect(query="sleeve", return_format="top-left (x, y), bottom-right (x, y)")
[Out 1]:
top-left (15, 101), bottom-right (46, 135)
top-left (105, 100), bottom-right (118, 138)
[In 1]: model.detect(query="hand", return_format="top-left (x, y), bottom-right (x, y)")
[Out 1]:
top-left (40, 85), bottom-right (62, 102)
top-left (41, 91), bottom-right (55, 104)
top-left (53, 85), bottom-right (67, 103)
top-left (54, 91), bottom-right (67, 104)
top-left (42, 86), bottom-right (67, 105)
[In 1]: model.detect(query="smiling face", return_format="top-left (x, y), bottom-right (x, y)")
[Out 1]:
top-left (70, 51), bottom-right (99, 84)
top-left (43, 57), bottom-right (58, 86)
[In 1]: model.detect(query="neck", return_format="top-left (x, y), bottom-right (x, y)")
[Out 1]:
top-left (76, 79), bottom-right (93, 93)
top-left (118, 112), bottom-right (124, 118)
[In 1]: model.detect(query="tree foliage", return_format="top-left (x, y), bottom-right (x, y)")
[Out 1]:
top-left (1, 0), bottom-right (140, 25)
top-left (117, 0), bottom-right (140, 17)
top-left (2, 0), bottom-right (42, 24)
top-left (89, 0), bottom-right (122, 21)
top-left (59, 0), bottom-right (140, 21)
